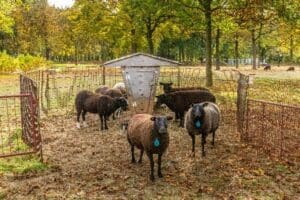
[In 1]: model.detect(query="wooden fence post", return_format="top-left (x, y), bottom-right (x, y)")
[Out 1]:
top-left (45, 72), bottom-right (50, 112)
top-left (177, 66), bottom-right (180, 87)
top-left (102, 66), bottom-right (106, 85)
top-left (237, 72), bottom-right (250, 140)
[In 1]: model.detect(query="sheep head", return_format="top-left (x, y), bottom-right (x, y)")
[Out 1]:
top-left (159, 82), bottom-right (173, 92)
top-left (115, 97), bottom-right (128, 111)
top-left (155, 94), bottom-right (169, 108)
top-left (191, 103), bottom-right (206, 129)
top-left (150, 116), bottom-right (172, 134)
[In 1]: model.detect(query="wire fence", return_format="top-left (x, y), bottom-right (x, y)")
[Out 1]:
top-left (25, 67), bottom-right (238, 127)
top-left (243, 99), bottom-right (300, 163)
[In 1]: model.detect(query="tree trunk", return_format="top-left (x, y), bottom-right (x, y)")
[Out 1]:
top-left (234, 32), bottom-right (239, 68)
top-left (147, 33), bottom-right (154, 54)
top-left (251, 29), bottom-right (257, 70)
top-left (203, 0), bottom-right (213, 86)
top-left (215, 28), bottom-right (220, 70)
top-left (290, 35), bottom-right (294, 62)
top-left (146, 21), bottom-right (154, 54)
top-left (131, 28), bottom-right (137, 53)
top-left (257, 40), bottom-right (262, 67)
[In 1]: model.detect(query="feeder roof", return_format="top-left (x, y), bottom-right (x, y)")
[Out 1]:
top-left (103, 52), bottom-right (180, 67)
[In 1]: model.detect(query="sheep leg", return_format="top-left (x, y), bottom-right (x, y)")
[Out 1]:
top-left (76, 110), bottom-right (81, 129)
top-left (147, 152), bottom-right (155, 181)
top-left (112, 112), bottom-right (116, 120)
top-left (191, 134), bottom-right (195, 157)
top-left (157, 153), bottom-right (163, 178)
top-left (201, 133), bottom-right (206, 157)
top-left (175, 112), bottom-right (179, 120)
top-left (131, 145), bottom-right (136, 163)
top-left (100, 115), bottom-right (104, 130)
top-left (211, 131), bottom-right (215, 146)
top-left (179, 113), bottom-right (184, 127)
top-left (82, 111), bottom-right (88, 127)
top-left (138, 149), bottom-right (144, 163)
top-left (104, 115), bottom-right (108, 129)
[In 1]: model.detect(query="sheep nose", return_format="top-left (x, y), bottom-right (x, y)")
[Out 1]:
top-left (158, 127), bottom-right (167, 134)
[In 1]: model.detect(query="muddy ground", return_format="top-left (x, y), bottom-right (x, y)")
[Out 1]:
top-left (0, 112), bottom-right (299, 199)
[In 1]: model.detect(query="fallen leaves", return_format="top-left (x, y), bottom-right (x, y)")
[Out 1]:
top-left (0, 114), bottom-right (298, 199)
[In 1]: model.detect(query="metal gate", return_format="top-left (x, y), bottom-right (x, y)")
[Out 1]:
top-left (0, 75), bottom-right (42, 159)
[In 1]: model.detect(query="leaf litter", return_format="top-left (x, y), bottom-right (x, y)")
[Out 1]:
top-left (0, 111), bottom-right (299, 199)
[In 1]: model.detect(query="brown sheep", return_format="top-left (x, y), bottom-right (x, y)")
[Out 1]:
top-left (287, 67), bottom-right (295, 71)
top-left (127, 114), bottom-right (172, 181)
top-left (95, 85), bottom-right (109, 94)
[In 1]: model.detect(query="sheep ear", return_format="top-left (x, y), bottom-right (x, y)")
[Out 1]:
top-left (150, 116), bottom-right (156, 121)
top-left (159, 82), bottom-right (164, 85)
top-left (202, 102), bottom-right (209, 107)
top-left (166, 116), bottom-right (173, 121)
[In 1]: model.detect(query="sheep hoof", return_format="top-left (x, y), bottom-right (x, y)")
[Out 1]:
top-left (158, 172), bottom-right (163, 178)
top-left (76, 122), bottom-right (81, 129)
top-left (138, 160), bottom-right (142, 164)
top-left (211, 141), bottom-right (214, 146)
top-left (131, 159), bottom-right (136, 163)
top-left (190, 152), bottom-right (195, 157)
top-left (149, 175), bottom-right (155, 182)
top-left (83, 121), bottom-right (88, 128)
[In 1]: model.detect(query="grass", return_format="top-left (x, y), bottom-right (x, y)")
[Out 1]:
top-left (0, 156), bottom-right (47, 174)
top-left (249, 77), bottom-right (300, 104)
top-left (0, 128), bottom-right (46, 175)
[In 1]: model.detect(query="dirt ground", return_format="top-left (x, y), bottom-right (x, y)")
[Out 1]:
top-left (0, 112), bottom-right (299, 200)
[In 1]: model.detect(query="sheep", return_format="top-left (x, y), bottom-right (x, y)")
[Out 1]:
top-left (126, 114), bottom-right (172, 181)
top-left (113, 82), bottom-right (127, 96)
top-left (159, 82), bottom-right (209, 93)
top-left (95, 85), bottom-right (109, 94)
top-left (184, 102), bottom-right (221, 157)
top-left (287, 67), bottom-right (295, 71)
top-left (75, 90), bottom-right (128, 130)
top-left (95, 87), bottom-right (127, 119)
top-left (155, 90), bottom-right (216, 127)
top-left (263, 64), bottom-right (271, 71)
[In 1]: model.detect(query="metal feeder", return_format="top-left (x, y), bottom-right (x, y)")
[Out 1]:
top-left (103, 53), bottom-right (179, 114)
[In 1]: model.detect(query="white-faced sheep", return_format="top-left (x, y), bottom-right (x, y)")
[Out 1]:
top-left (75, 90), bottom-right (128, 130)
top-left (126, 114), bottom-right (172, 181)
top-left (155, 90), bottom-right (216, 127)
top-left (113, 82), bottom-right (126, 96)
top-left (184, 102), bottom-right (221, 157)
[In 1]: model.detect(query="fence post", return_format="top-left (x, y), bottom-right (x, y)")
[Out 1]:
top-left (177, 66), bottom-right (180, 87)
top-left (237, 72), bottom-right (250, 141)
top-left (102, 66), bottom-right (106, 85)
top-left (45, 72), bottom-right (50, 112)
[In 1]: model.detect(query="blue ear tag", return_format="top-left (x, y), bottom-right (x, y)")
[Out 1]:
top-left (195, 120), bottom-right (201, 128)
top-left (154, 138), bottom-right (160, 147)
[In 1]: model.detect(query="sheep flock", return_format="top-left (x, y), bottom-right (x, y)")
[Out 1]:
top-left (75, 81), bottom-right (221, 181)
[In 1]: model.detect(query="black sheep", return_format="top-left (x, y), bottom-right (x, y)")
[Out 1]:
top-left (156, 90), bottom-right (216, 127)
top-left (159, 82), bottom-right (209, 93)
top-left (75, 90), bottom-right (128, 130)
